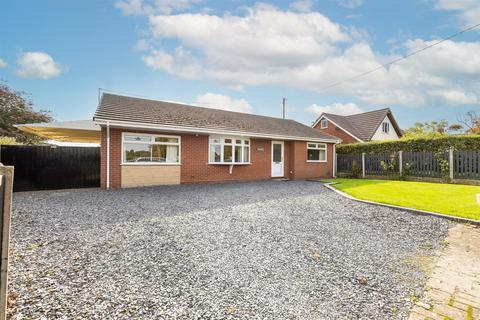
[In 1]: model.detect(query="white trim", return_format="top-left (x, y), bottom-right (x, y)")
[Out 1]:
top-left (208, 135), bottom-right (251, 164)
top-left (121, 163), bottom-right (181, 166)
top-left (320, 118), bottom-right (328, 129)
top-left (207, 162), bottom-right (251, 165)
top-left (306, 142), bottom-right (328, 163)
top-left (271, 141), bottom-right (284, 177)
top-left (94, 118), bottom-right (340, 143)
top-left (312, 115), bottom-right (363, 143)
top-left (121, 132), bottom-right (181, 165)
top-left (106, 121), bottom-right (110, 190)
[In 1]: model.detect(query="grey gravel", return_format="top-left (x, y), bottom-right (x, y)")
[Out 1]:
top-left (9, 181), bottom-right (453, 319)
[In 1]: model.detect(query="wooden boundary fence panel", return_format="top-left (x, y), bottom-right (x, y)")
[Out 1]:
top-left (336, 154), bottom-right (362, 174)
top-left (364, 153), bottom-right (398, 176)
top-left (0, 145), bottom-right (99, 192)
top-left (0, 166), bottom-right (13, 320)
top-left (336, 149), bottom-right (480, 182)
top-left (403, 151), bottom-right (446, 178)
top-left (455, 150), bottom-right (480, 180)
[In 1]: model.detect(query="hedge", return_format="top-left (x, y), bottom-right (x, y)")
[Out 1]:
top-left (336, 135), bottom-right (480, 154)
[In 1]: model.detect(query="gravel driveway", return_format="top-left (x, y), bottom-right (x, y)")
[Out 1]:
top-left (10, 181), bottom-right (452, 319)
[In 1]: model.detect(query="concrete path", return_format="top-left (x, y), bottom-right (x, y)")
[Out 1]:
top-left (409, 224), bottom-right (480, 320)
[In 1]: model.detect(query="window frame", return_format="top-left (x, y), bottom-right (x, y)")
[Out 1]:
top-left (121, 132), bottom-right (181, 165)
top-left (382, 122), bottom-right (390, 133)
top-left (306, 142), bottom-right (327, 163)
top-left (208, 136), bottom-right (251, 165)
top-left (320, 118), bottom-right (328, 129)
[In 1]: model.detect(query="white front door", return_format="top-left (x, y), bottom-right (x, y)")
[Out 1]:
top-left (271, 141), bottom-right (284, 177)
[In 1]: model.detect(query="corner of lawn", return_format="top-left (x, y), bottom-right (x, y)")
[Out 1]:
top-left (324, 178), bottom-right (480, 221)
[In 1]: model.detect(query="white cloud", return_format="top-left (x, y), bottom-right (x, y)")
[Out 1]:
top-left (335, 0), bottom-right (363, 9)
top-left (136, 4), bottom-right (480, 107)
top-left (195, 93), bottom-right (253, 113)
top-left (16, 52), bottom-right (63, 79)
top-left (0, 58), bottom-right (7, 68)
top-left (115, 0), bottom-right (200, 15)
top-left (289, 0), bottom-right (314, 12)
top-left (306, 102), bottom-right (363, 116)
top-left (435, 0), bottom-right (480, 27)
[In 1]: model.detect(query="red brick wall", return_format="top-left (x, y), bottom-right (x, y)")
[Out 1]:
top-left (180, 134), bottom-right (273, 183)
top-left (313, 119), bottom-right (358, 144)
top-left (100, 128), bottom-right (334, 188)
top-left (100, 127), bottom-right (122, 189)
top-left (289, 141), bottom-right (334, 179)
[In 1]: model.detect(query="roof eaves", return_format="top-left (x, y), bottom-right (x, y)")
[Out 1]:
top-left (94, 117), bottom-right (341, 143)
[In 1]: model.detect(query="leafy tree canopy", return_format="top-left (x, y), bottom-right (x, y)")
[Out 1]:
top-left (0, 83), bottom-right (53, 144)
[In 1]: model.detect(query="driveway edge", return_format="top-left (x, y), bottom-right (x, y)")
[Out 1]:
top-left (321, 181), bottom-right (480, 226)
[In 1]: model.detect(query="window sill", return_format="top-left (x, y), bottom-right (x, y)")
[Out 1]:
top-left (306, 160), bottom-right (327, 163)
top-left (121, 163), bottom-right (181, 166)
top-left (208, 162), bottom-right (251, 165)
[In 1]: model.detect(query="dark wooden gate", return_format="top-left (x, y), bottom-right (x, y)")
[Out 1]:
top-left (0, 145), bottom-right (100, 192)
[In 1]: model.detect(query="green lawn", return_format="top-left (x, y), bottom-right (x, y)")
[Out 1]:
top-left (325, 179), bottom-right (480, 221)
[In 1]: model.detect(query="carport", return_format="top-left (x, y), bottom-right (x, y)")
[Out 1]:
top-left (2, 120), bottom-right (101, 191)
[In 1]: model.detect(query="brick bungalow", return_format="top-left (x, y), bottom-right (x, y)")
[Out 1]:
top-left (93, 93), bottom-right (341, 189)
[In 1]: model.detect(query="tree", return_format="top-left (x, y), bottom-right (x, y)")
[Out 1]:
top-left (458, 111), bottom-right (480, 134)
top-left (0, 83), bottom-right (52, 144)
top-left (403, 120), bottom-right (449, 138)
top-left (447, 123), bottom-right (463, 133)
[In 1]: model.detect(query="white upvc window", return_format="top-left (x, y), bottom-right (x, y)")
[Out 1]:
top-left (122, 133), bottom-right (180, 164)
top-left (307, 142), bottom-right (327, 162)
top-left (320, 118), bottom-right (328, 129)
top-left (209, 136), bottom-right (250, 164)
top-left (382, 122), bottom-right (390, 133)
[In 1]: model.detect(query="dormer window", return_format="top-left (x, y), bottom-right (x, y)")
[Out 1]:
top-left (320, 118), bottom-right (328, 129)
top-left (382, 122), bottom-right (390, 133)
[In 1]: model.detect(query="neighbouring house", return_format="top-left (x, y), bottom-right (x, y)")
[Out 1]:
top-left (312, 108), bottom-right (403, 144)
top-left (91, 93), bottom-right (340, 189)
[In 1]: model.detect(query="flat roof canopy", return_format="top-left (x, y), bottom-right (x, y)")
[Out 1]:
top-left (16, 120), bottom-right (101, 143)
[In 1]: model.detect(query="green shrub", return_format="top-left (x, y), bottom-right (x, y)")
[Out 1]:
top-left (337, 135), bottom-right (480, 154)
top-left (0, 136), bottom-right (20, 145)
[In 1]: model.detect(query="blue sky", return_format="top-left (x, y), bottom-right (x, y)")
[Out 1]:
top-left (1, 0), bottom-right (479, 129)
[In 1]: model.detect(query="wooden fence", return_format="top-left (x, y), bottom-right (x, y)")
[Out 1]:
top-left (0, 145), bottom-right (100, 192)
top-left (337, 149), bottom-right (480, 182)
top-left (455, 150), bottom-right (480, 180)
top-left (0, 166), bottom-right (13, 320)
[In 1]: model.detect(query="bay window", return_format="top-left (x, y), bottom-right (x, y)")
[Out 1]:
top-left (122, 133), bottom-right (180, 164)
top-left (307, 142), bottom-right (327, 162)
top-left (209, 136), bottom-right (250, 164)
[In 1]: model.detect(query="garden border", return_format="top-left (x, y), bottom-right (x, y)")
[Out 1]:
top-left (320, 181), bottom-right (480, 226)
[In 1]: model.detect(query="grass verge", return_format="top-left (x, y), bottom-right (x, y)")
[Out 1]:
top-left (324, 179), bottom-right (480, 221)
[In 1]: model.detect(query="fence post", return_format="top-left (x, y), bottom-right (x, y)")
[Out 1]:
top-left (0, 165), bottom-right (13, 320)
top-left (361, 153), bottom-right (366, 178)
top-left (333, 144), bottom-right (337, 178)
top-left (449, 147), bottom-right (454, 181)
top-left (398, 151), bottom-right (403, 175)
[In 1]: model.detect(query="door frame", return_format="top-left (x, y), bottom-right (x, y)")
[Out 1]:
top-left (271, 141), bottom-right (284, 177)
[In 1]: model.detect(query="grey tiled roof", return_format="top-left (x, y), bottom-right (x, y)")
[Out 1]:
top-left (320, 108), bottom-right (402, 141)
top-left (94, 93), bottom-right (340, 142)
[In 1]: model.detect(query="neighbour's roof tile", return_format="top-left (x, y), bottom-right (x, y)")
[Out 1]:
top-left (319, 108), bottom-right (402, 141)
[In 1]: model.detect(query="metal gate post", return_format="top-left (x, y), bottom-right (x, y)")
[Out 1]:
top-left (362, 153), bottom-right (366, 179)
top-left (449, 147), bottom-right (454, 181)
top-left (0, 165), bottom-right (13, 320)
top-left (399, 151), bottom-right (403, 175)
